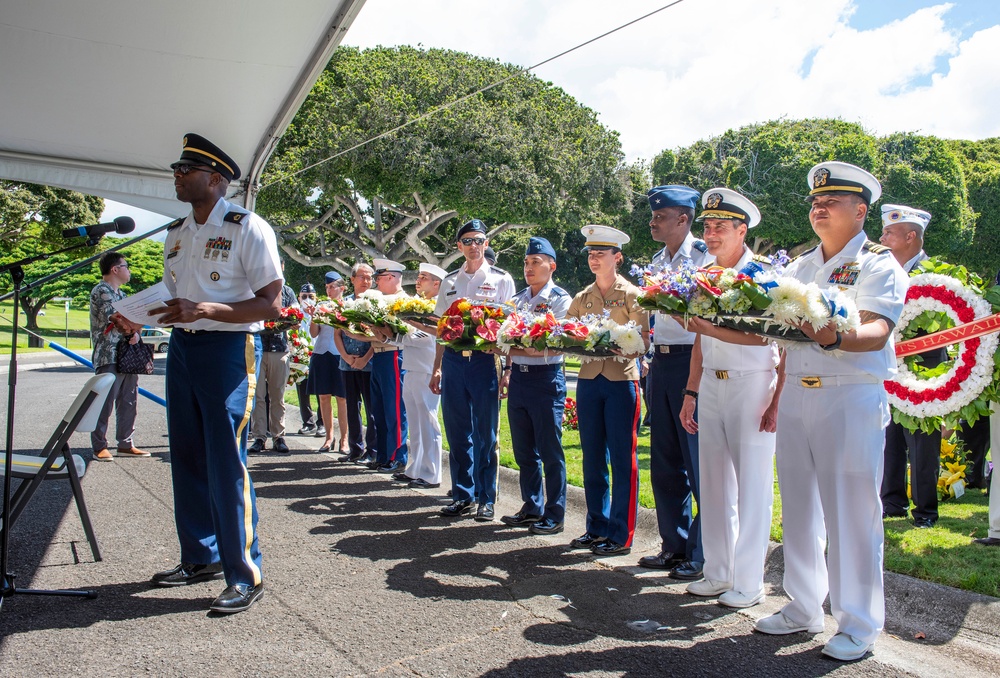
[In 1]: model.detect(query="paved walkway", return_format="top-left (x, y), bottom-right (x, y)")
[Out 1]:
top-left (0, 364), bottom-right (998, 677)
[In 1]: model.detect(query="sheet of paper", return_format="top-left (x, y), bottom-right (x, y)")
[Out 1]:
top-left (112, 281), bottom-right (173, 327)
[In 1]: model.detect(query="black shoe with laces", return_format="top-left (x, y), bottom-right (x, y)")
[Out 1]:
top-left (569, 532), bottom-right (606, 550)
top-left (500, 511), bottom-right (542, 527)
top-left (248, 438), bottom-right (265, 454)
top-left (210, 583), bottom-right (265, 614)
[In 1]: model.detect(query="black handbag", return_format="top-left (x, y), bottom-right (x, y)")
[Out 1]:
top-left (116, 335), bottom-right (155, 375)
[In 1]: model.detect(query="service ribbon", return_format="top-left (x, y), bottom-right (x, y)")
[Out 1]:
top-left (895, 313), bottom-right (1000, 358)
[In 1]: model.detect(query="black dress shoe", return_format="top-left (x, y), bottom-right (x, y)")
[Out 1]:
top-left (248, 438), bottom-right (265, 454)
top-left (392, 472), bottom-right (415, 483)
top-left (529, 518), bottom-right (564, 535)
top-left (446, 488), bottom-right (453, 497)
top-left (591, 540), bottom-right (631, 556)
top-left (209, 583), bottom-right (265, 614)
top-left (913, 517), bottom-right (936, 528)
top-left (500, 511), bottom-right (542, 527)
top-left (638, 551), bottom-right (686, 570)
top-left (669, 560), bottom-right (705, 581)
top-left (354, 454), bottom-right (375, 466)
top-left (441, 499), bottom-right (474, 517)
top-left (408, 478), bottom-right (441, 489)
top-left (882, 509), bottom-right (908, 519)
top-left (150, 562), bottom-right (224, 587)
top-left (973, 536), bottom-right (1000, 546)
top-left (569, 533), bottom-right (606, 550)
top-left (476, 503), bottom-right (495, 521)
top-left (378, 460), bottom-right (406, 474)
top-left (364, 459), bottom-right (381, 470)
top-left (273, 437), bottom-right (290, 454)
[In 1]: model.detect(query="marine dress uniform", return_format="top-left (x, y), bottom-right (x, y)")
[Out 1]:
top-left (567, 226), bottom-right (649, 555)
top-left (505, 238), bottom-right (572, 531)
top-left (763, 162), bottom-right (907, 656)
top-left (685, 189), bottom-right (779, 606)
top-left (434, 221), bottom-right (516, 513)
top-left (644, 185), bottom-right (714, 575)
top-left (394, 263), bottom-right (447, 488)
top-left (156, 135), bottom-right (282, 607)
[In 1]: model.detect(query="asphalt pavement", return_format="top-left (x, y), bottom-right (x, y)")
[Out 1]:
top-left (0, 354), bottom-right (998, 677)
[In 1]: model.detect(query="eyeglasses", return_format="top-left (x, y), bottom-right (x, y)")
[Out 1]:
top-left (170, 162), bottom-right (215, 176)
top-left (114, 262), bottom-right (129, 270)
top-left (459, 237), bottom-right (487, 246)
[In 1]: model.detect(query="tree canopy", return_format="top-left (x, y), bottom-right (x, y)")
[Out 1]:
top-left (258, 46), bottom-right (628, 277)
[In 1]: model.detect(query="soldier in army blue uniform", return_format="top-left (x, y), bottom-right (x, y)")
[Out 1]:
top-left (641, 185), bottom-right (713, 581)
top-left (499, 237), bottom-right (571, 535)
top-left (144, 134), bottom-right (282, 615)
top-left (431, 219), bottom-right (516, 520)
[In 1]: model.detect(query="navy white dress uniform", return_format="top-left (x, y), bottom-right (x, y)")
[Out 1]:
top-left (160, 134), bottom-right (281, 594)
top-left (686, 189), bottom-right (779, 604)
top-left (645, 185), bottom-right (713, 571)
top-left (369, 259), bottom-right (408, 471)
top-left (434, 220), bottom-right (516, 508)
top-left (506, 237), bottom-right (571, 527)
top-left (769, 162), bottom-right (907, 650)
top-left (879, 205), bottom-right (942, 527)
top-left (567, 226), bottom-right (649, 552)
top-left (396, 263), bottom-right (446, 487)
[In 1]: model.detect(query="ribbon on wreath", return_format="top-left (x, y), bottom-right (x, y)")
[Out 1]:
top-left (895, 312), bottom-right (1000, 358)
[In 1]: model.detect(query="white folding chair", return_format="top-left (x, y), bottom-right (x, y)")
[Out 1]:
top-left (0, 372), bottom-right (115, 562)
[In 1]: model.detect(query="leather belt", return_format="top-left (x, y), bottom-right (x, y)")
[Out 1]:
top-left (791, 374), bottom-right (881, 389)
top-left (512, 363), bottom-right (561, 373)
top-left (372, 346), bottom-right (399, 353)
top-left (655, 344), bottom-right (693, 354)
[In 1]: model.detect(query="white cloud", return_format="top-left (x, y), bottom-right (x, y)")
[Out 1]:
top-left (344, 0), bottom-right (999, 160)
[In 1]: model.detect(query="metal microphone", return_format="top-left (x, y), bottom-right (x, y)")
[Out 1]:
top-left (61, 216), bottom-right (136, 239)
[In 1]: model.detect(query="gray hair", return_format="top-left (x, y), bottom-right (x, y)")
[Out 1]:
top-left (351, 262), bottom-right (374, 276)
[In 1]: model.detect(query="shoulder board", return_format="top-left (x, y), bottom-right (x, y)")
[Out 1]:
top-left (489, 266), bottom-right (507, 275)
top-left (752, 254), bottom-right (772, 265)
top-left (863, 240), bottom-right (891, 255)
top-left (166, 218), bottom-right (184, 231)
top-left (444, 269), bottom-right (460, 278)
top-left (552, 287), bottom-right (569, 297)
top-left (692, 240), bottom-right (708, 253)
top-left (513, 288), bottom-right (529, 298)
top-left (790, 245), bottom-right (817, 262)
top-left (223, 211), bottom-right (250, 225)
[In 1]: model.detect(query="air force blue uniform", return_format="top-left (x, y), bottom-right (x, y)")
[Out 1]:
top-left (508, 279), bottom-right (571, 522)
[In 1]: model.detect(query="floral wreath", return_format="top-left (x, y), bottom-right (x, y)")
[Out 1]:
top-left (885, 268), bottom-right (999, 429)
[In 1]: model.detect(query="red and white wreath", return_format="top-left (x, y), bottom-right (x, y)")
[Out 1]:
top-left (885, 273), bottom-right (999, 419)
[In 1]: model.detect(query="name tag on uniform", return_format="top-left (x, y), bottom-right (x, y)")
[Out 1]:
top-left (446, 290), bottom-right (457, 296)
top-left (829, 263), bottom-right (860, 286)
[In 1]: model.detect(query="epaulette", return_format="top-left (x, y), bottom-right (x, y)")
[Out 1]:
top-left (490, 265), bottom-right (507, 275)
top-left (692, 240), bottom-right (708, 253)
top-left (752, 253), bottom-right (772, 265)
top-left (444, 269), bottom-right (460, 278)
top-left (166, 218), bottom-right (184, 231)
top-left (223, 210), bottom-right (250, 225)
top-left (790, 245), bottom-right (817, 262)
top-left (863, 240), bottom-right (891, 255)
top-left (552, 287), bottom-right (569, 297)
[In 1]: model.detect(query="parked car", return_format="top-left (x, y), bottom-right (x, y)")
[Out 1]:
top-left (140, 328), bottom-right (171, 353)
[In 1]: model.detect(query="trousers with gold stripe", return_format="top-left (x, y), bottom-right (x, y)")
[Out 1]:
top-left (166, 330), bottom-right (263, 588)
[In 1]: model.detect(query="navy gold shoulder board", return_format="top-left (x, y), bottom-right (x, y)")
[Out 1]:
top-left (166, 218), bottom-right (184, 231)
top-left (692, 240), bottom-right (708, 253)
top-left (445, 269), bottom-right (460, 279)
top-left (791, 246), bottom-right (817, 262)
top-left (752, 254), bottom-right (772, 265)
top-left (490, 265), bottom-right (507, 276)
top-left (863, 240), bottom-right (891, 255)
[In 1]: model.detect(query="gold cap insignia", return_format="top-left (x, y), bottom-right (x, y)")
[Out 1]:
top-left (889, 211), bottom-right (900, 221)
top-left (706, 193), bottom-right (723, 209)
top-left (813, 168), bottom-right (830, 188)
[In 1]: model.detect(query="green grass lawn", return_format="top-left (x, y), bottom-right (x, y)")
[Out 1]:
top-left (0, 300), bottom-right (95, 353)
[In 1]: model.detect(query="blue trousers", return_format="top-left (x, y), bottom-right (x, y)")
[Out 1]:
top-left (577, 376), bottom-right (640, 547)
top-left (508, 365), bottom-right (567, 522)
top-left (648, 350), bottom-right (702, 563)
top-left (370, 351), bottom-right (407, 466)
top-left (442, 350), bottom-right (499, 503)
top-left (166, 330), bottom-right (263, 587)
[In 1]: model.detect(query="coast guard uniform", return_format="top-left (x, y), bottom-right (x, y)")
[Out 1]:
top-left (163, 194), bottom-right (281, 590)
top-left (568, 226), bottom-right (648, 552)
top-left (434, 227), bottom-right (515, 506)
top-left (773, 162), bottom-right (907, 649)
top-left (646, 185), bottom-right (713, 571)
top-left (507, 239), bottom-right (572, 525)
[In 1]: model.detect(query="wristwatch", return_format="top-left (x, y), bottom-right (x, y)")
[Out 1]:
top-left (681, 388), bottom-right (699, 400)
top-left (820, 331), bottom-right (842, 351)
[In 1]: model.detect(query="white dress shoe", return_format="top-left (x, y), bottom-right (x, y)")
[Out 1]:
top-left (821, 632), bottom-right (873, 661)
top-left (686, 578), bottom-right (731, 597)
top-left (754, 611), bottom-right (824, 635)
top-left (718, 589), bottom-right (765, 608)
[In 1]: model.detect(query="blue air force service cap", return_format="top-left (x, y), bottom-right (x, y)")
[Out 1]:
top-left (806, 161), bottom-right (881, 205)
top-left (647, 185), bottom-right (700, 211)
top-left (324, 271), bottom-right (343, 284)
top-left (696, 187), bottom-right (762, 228)
top-left (581, 224), bottom-right (630, 251)
top-left (300, 283), bottom-right (316, 294)
top-left (172, 133), bottom-right (241, 181)
top-left (881, 204), bottom-right (931, 234)
top-left (456, 219), bottom-right (488, 240)
top-left (526, 236), bottom-right (557, 261)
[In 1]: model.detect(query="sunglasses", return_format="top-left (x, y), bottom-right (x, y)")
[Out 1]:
top-left (170, 162), bottom-right (215, 176)
top-left (459, 237), bottom-right (487, 246)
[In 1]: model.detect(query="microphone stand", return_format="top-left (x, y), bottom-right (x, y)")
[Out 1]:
top-left (0, 236), bottom-right (103, 608)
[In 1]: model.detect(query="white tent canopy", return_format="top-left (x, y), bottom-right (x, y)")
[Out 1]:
top-left (0, 0), bottom-right (367, 219)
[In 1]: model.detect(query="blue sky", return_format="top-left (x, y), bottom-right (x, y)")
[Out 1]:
top-left (105, 1), bottom-right (1000, 232)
